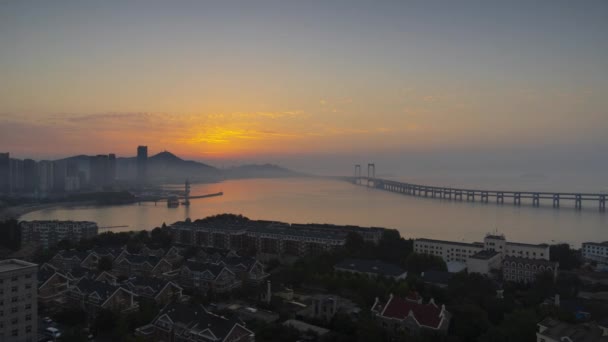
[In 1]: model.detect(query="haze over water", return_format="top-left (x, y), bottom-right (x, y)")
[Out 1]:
top-left (22, 177), bottom-right (607, 248)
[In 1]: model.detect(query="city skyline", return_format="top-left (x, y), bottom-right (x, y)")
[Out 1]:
top-left (1, 1), bottom-right (607, 175)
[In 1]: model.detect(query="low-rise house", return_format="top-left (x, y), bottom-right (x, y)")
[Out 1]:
top-left (536, 317), bottom-right (608, 341)
top-left (135, 302), bottom-right (254, 342)
top-left (67, 278), bottom-right (138, 316)
top-left (334, 258), bottom-right (408, 280)
top-left (125, 277), bottom-right (183, 305)
top-left (49, 250), bottom-right (90, 271)
top-left (194, 247), bottom-right (239, 264)
top-left (218, 256), bottom-right (269, 285)
top-left (372, 294), bottom-right (451, 335)
top-left (178, 261), bottom-right (241, 293)
top-left (163, 246), bottom-right (185, 264)
top-left (420, 271), bottom-right (453, 288)
top-left (283, 319), bottom-right (330, 338)
top-left (502, 256), bottom-right (559, 283)
top-left (38, 268), bottom-right (70, 304)
top-left (114, 255), bottom-right (172, 277)
top-left (95, 271), bottom-right (118, 285)
top-left (298, 294), bottom-right (361, 322)
top-left (65, 267), bottom-right (96, 283)
top-left (140, 246), bottom-right (166, 258)
top-left (467, 250), bottom-right (502, 275)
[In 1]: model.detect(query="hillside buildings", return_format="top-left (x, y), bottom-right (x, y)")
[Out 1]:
top-left (334, 258), bottom-right (408, 280)
top-left (170, 217), bottom-right (387, 260)
top-left (20, 220), bottom-right (99, 249)
top-left (0, 259), bottom-right (38, 342)
top-left (414, 234), bottom-right (557, 281)
top-left (372, 293), bottom-right (451, 335)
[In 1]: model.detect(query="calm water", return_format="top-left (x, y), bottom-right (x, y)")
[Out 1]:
top-left (21, 177), bottom-right (607, 248)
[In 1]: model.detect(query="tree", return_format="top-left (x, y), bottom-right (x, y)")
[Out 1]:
top-left (550, 244), bottom-right (581, 270)
top-left (97, 256), bottom-right (114, 272)
top-left (404, 252), bottom-right (447, 274)
top-left (448, 303), bottom-right (490, 340)
top-left (0, 219), bottom-right (21, 250)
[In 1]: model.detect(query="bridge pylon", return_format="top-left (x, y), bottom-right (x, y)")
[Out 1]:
top-left (367, 163), bottom-right (375, 187)
top-left (354, 164), bottom-right (361, 184)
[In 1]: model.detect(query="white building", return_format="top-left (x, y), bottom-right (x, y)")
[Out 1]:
top-left (20, 220), bottom-right (98, 249)
top-left (0, 259), bottom-right (38, 342)
top-left (466, 250), bottom-right (502, 275)
top-left (581, 242), bottom-right (608, 264)
top-left (502, 256), bottom-right (558, 283)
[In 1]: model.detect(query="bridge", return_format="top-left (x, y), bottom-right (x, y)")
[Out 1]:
top-left (350, 164), bottom-right (607, 211)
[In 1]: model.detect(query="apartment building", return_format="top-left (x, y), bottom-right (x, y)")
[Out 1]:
top-left (581, 241), bottom-right (608, 264)
top-left (20, 220), bottom-right (98, 249)
top-left (0, 259), bottom-right (38, 342)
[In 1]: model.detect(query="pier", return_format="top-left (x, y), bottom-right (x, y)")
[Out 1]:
top-left (349, 164), bottom-right (607, 211)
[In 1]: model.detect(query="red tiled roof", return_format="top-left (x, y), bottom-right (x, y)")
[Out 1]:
top-left (381, 296), bottom-right (443, 329)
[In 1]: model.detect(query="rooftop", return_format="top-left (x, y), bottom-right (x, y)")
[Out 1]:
top-left (538, 317), bottom-right (608, 342)
top-left (334, 258), bottom-right (407, 277)
top-left (0, 259), bottom-right (37, 273)
top-left (416, 238), bottom-right (484, 248)
top-left (470, 250), bottom-right (500, 260)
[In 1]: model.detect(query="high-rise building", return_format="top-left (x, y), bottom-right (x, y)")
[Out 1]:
top-left (137, 146), bottom-right (148, 186)
top-left (89, 155), bottom-right (110, 189)
top-left (9, 158), bottom-right (24, 193)
top-left (52, 160), bottom-right (67, 193)
top-left (0, 259), bottom-right (38, 342)
top-left (0, 152), bottom-right (10, 194)
top-left (23, 159), bottom-right (38, 193)
top-left (37, 160), bottom-right (54, 194)
top-left (108, 153), bottom-right (117, 183)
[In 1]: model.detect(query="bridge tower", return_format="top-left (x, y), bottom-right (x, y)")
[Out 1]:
top-left (183, 179), bottom-right (191, 206)
top-left (367, 163), bottom-right (375, 187)
top-left (354, 164), bottom-right (361, 184)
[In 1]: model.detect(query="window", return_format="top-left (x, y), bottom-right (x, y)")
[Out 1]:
top-left (11, 286), bottom-right (17, 292)
top-left (12, 329), bottom-right (18, 337)
top-left (11, 276), bottom-right (18, 282)
top-left (25, 304), bottom-right (31, 310)
top-left (26, 325), bottom-right (32, 333)
top-left (11, 307), bottom-right (17, 313)
top-left (25, 314), bottom-right (31, 321)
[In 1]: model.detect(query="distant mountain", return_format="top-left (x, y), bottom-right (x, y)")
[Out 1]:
top-left (58, 151), bottom-right (302, 183)
top-left (223, 163), bottom-right (302, 179)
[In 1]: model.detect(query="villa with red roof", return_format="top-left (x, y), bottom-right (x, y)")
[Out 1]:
top-left (371, 293), bottom-right (451, 335)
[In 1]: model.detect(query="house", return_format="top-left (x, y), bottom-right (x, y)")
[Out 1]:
top-left (95, 271), bottom-right (118, 285)
top-left (283, 319), bottom-right (330, 338)
top-left (420, 271), bottom-right (453, 288)
top-left (49, 250), bottom-right (90, 271)
top-left (163, 246), bottom-right (185, 264)
top-left (298, 294), bottom-right (361, 322)
top-left (114, 255), bottom-right (172, 277)
top-left (125, 277), bottom-right (183, 305)
top-left (218, 256), bottom-right (269, 285)
top-left (66, 278), bottom-right (138, 316)
top-left (135, 302), bottom-right (254, 342)
top-left (536, 317), bottom-right (608, 341)
top-left (334, 258), bottom-right (407, 279)
top-left (65, 266), bottom-right (96, 283)
top-left (502, 256), bottom-right (559, 283)
top-left (140, 246), bottom-right (166, 258)
top-left (371, 294), bottom-right (451, 335)
top-left (178, 261), bottom-right (241, 293)
top-left (38, 268), bottom-right (70, 304)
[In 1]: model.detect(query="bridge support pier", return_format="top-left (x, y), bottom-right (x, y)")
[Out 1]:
top-left (600, 195), bottom-right (606, 211)
top-left (553, 194), bottom-right (560, 208)
top-left (445, 190), bottom-right (452, 199)
top-left (496, 193), bottom-right (504, 204)
top-left (532, 193), bottom-right (540, 207)
top-left (467, 191), bottom-right (475, 202)
top-left (455, 191), bottom-right (463, 201)
top-left (575, 194), bottom-right (582, 210)
top-left (514, 193), bottom-right (521, 206)
top-left (481, 192), bottom-right (489, 203)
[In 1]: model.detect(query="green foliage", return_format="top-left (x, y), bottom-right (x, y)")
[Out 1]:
top-left (253, 321), bottom-right (301, 342)
top-left (97, 255), bottom-right (114, 272)
top-left (404, 252), bottom-right (447, 274)
top-left (53, 308), bottom-right (88, 326)
top-left (550, 244), bottom-right (581, 270)
top-left (0, 219), bottom-right (21, 250)
top-left (448, 303), bottom-right (491, 340)
top-left (479, 309), bottom-right (539, 342)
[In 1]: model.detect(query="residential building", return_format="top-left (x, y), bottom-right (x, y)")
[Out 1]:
top-left (137, 146), bottom-right (148, 185)
top-left (135, 302), bottom-right (254, 342)
top-left (334, 258), bottom-right (408, 279)
top-left (9, 158), bottom-right (24, 193)
top-left (217, 256), bottom-right (269, 285)
top-left (22, 159), bottom-right (37, 193)
top-left (66, 278), bottom-right (138, 316)
top-left (49, 250), bottom-right (91, 271)
top-left (37, 160), bottom-right (54, 194)
top-left (467, 250), bottom-right (502, 275)
top-left (114, 255), bottom-right (172, 277)
top-left (502, 256), bottom-right (558, 283)
top-left (371, 293), bottom-right (451, 335)
top-left (536, 317), bottom-right (608, 342)
top-left (124, 277), bottom-right (182, 305)
top-left (582, 242), bottom-right (608, 264)
top-left (20, 220), bottom-right (98, 249)
top-left (38, 268), bottom-right (70, 305)
top-left (299, 294), bottom-right (361, 322)
top-left (178, 261), bottom-right (241, 293)
top-left (0, 153), bottom-right (9, 194)
top-left (0, 259), bottom-right (38, 342)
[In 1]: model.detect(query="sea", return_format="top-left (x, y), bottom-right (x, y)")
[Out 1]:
top-left (20, 177), bottom-right (608, 248)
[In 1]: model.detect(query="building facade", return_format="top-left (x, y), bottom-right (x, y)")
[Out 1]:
top-left (581, 241), bottom-right (608, 264)
top-left (0, 259), bottom-right (38, 342)
top-left (502, 256), bottom-right (558, 283)
top-left (20, 220), bottom-right (98, 249)
top-left (371, 294), bottom-right (451, 335)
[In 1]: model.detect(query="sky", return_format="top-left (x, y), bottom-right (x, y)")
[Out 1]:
top-left (1, 1), bottom-right (607, 176)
